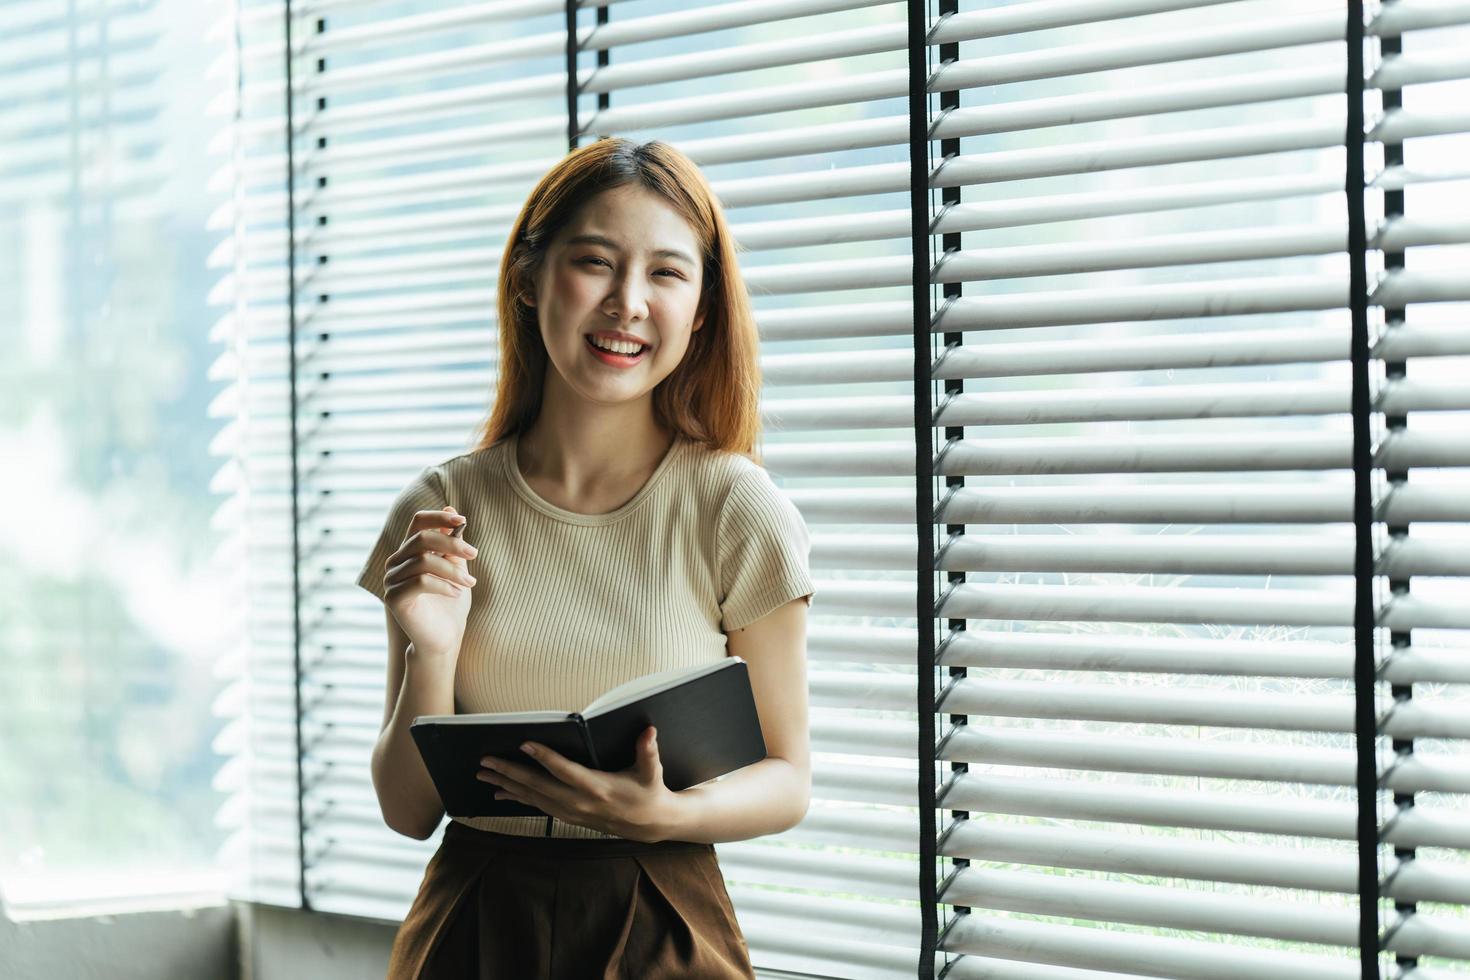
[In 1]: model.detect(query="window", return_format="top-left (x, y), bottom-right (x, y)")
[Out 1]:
top-left (0, 0), bottom-right (231, 911)
top-left (215, 0), bottom-right (1470, 976)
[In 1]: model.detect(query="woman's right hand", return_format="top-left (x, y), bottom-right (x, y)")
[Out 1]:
top-left (383, 506), bottom-right (478, 660)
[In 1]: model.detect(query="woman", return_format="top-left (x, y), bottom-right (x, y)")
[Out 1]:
top-left (356, 136), bottom-right (816, 979)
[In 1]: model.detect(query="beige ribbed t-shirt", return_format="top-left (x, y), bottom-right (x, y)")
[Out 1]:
top-left (356, 430), bottom-right (816, 839)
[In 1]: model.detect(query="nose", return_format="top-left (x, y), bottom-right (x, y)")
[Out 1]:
top-left (601, 270), bottom-right (650, 323)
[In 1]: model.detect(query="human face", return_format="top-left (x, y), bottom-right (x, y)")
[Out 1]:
top-left (524, 184), bottom-right (706, 414)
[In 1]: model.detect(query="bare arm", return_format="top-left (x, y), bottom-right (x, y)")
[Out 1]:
top-left (662, 595), bottom-right (812, 843)
top-left (367, 506), bottom-right (477, 841)
top-left (370, 610), bottom-right (456, 840)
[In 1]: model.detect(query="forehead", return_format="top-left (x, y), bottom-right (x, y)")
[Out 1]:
top-left (561, 185), bottom-right (701, 255)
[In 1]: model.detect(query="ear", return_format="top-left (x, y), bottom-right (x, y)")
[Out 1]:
top-left (518, 268), bottom-right (539, 309)
top-left (691, 305), bottom-right (706, 333)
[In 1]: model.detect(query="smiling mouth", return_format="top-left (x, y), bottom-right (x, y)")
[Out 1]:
top-left (585, 334), bottom-right (649, 358)
top-left (584, 335), bottom-right (650, 362)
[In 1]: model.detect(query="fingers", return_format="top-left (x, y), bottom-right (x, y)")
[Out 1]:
top-left (390, 524), bottom-right (478, 567)
top-left (406, 507), bottom-right (466, 540)
top-left (405, 509), bottom-right (475, 566)
top-left (477, 754), bottom-right (579, 811)
top-left (384, 572), bottom-right (464, 602)
top-left (415, 528), bottom-right (478, 562)
top-left (383, 506), bottom-right (478, 605)
top-left (384, 550), bottom-right (478, 592)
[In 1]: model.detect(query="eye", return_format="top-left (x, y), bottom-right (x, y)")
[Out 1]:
top-left (656, 269), bottom-right (683, 279)
top-left (577, 256), bottom-right (610, 268)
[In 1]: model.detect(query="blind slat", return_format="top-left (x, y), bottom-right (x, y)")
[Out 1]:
top-left (944, 913), bottom-right (1358, 980)
top-left (208, 0), bottom-right (1470, 964)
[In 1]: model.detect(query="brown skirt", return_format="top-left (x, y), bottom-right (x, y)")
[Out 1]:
top-left (386, 819), bottom-right (757, 980)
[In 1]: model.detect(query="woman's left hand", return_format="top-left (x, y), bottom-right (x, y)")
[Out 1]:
top-left (477, 725), bottom-right (680, 843)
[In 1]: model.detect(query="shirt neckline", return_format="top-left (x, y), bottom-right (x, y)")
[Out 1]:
top-left (502, 430), bottom-right (684, 526)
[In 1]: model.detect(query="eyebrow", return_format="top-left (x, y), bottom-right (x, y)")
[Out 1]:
top-left (564, 233), bottom-right (697, 267)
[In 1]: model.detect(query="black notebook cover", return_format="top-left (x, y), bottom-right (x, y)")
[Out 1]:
top-left (409, 658), bottom-right (768, 819)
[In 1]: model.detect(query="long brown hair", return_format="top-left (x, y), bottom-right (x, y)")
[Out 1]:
top-left (471, 137), bottom-right (763, 463)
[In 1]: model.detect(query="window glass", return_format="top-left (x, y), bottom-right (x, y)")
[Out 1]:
top-left (0, 0), bottom-right (230, 906)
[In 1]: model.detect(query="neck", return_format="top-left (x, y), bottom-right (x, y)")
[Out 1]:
top-left (516, 389), bottom-right (673, 496)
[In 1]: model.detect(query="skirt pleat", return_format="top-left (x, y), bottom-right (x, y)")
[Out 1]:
top-left (386, 820), bottom-right (756, 980)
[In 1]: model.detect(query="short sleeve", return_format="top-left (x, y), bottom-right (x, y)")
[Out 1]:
top-left (355, 466), bottom-right (449, 604)
top-left (716, 466), bottom-right (816, 632)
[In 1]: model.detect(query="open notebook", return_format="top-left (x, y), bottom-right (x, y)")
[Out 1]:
top-left (409, 657), bottom-right (767, 819)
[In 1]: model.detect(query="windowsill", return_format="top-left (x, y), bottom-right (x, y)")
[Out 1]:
top-left (1, 869), bottom-right (230, 923)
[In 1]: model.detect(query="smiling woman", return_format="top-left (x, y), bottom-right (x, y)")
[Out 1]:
top-left (523, 182), bottom-right (707, 405)
top-left (357, 136), bottom-right (815, 980)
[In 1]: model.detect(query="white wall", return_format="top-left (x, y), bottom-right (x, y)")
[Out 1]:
top-left (0, 904), bottom-right (235, 980)
top-left (238, 904), bottom-right (395, 980)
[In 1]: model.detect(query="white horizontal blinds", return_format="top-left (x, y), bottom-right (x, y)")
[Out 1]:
top-left (205, 1), bottom-right (1470, 965)
top-left (298, 1), bottom-right (578, 919)
top-left (207, 0), bottom-right (301, 910)
top-left (594, 3), bottom-right (929, 978)
top-left (0, 0), bottom-right (165, 206)
top-left (209, 0), bottom-right (579, 917)
top-left (923, 1), bottom-right (1464, 977)
top-left (1363, 7), bottom-right (1470, 976)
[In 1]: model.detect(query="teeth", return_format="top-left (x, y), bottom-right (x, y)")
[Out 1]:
top-left (590, 336), bottom-right (644, 356)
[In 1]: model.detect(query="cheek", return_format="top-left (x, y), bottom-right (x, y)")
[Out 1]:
top-left (657, 289), bottom-right (701, 329)
top-left (653, 328), bottom-right (697, 370)
top-left (544, 266), bottom-right (598, 309)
